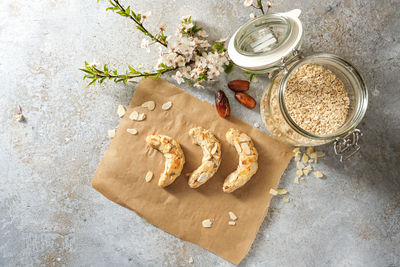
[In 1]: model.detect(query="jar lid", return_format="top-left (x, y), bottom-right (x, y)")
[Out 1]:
top-left (228, 9), bottom-right (303, 72)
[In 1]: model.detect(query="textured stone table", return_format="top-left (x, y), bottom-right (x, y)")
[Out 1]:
top-left (1, 0), bottom-right (399, 266)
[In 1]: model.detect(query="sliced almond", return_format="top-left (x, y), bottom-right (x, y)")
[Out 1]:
top-left (282, 197), bottom-right (290, 203)
top-left (141, 100), bottom-right (155, 111)
top-left (117, 104), bottom-right (126, 118)
top-left (210, 143), bottom-right (218, 155)
top-left (202, 219), bottom-right (212, 228)
top-left (316, 151), bottom-right (326, 158)
top-left (162, 101), bottom-right (172, 110)
top-left (145, 171), bottom-right (153, 182)
top-left (269, 188), bottom-right (278, 196)
top-left (107, 129), bottom-right (116, 138)
top-left (228, 211), bottom-right (237, 221)
top-left (294, 177), bottom-right (300, 184)
top-left (126, 128), bottom-right (138, 135)
top-left (313, 171), bottom-right (324, 178)
top-left (303, 169), bottom-right (311, 176)
top-left (234, 142), bottom-right (242, 153)
top-left (241, 143), bottom-right (251, 155)
top-left (293, 147), bottom-right (300, 154)
top-left (296, 169), bottom-right (303, 177)
top-left (188, 257), bottom-right (194, 264)
top-left (277, 188), bottom-right (288, 195)
top-left (228, 221), bottom-right (236, 226)
top-left (129, 111), bottom-right (139, 120)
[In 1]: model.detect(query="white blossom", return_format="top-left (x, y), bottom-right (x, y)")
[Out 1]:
top-left (244, 0), bottom-right (253, 7)
top-left (142, 11), bottom-right (151, 20)
top-left (159, 23), bottom-right (167, 31)
top-left (174, 71), bottom-right (184, 84)
top-left (140, 38), bottom-right (151, 53)
top-left (250, 13), bottom-right (256, 19)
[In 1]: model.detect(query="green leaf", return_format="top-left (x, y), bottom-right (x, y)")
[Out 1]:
top-left (224, 61), bottom-right (234, 74)
top-left (248, 73), bottom-right (257, 82)
top-left (125, 6), bottom-right (131, 16)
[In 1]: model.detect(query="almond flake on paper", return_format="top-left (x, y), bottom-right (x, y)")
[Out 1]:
top-left (202, 219), bottom-right (212, 228)
top-left (296, 161), bottom-right (305, 170)
top-left (294, 152), bottom-right (301, 162)
top-left (228, 211), bottom-right (238, 221)
top-left (294, 177), bottom-right (300, 184)
top-left (277, 188), bottom-right (288, 195)
top-left (188, 257), bottom-right (194, 264)
top-left (137, 113), bottom-right (146, 121)
top-left (296, 169), bottom-right (303, 177)
top-left (145, 171), bottom-right (153, 182)
top-left (107, 129), bottom-right (115, 138)
top-left (141, 100), bottom-right (155, 111)
top-left (126, 128), bottom-right (138, 135)
top-left (282, 197), bottom-right (290, 203)
top-left (129, 111), bottom-right (139, 120)
top-left (269, 188), bottom-right (278, 196)
top-left (313, 171), bottom-right (324, 178)
top-left (228, 221), bottom-right (236, 226)
top-left (162, 101), bottom-right (172, 110)
top-left (117, 104), bottom-right (126, 118)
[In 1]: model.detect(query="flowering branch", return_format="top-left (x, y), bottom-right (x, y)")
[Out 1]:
top-left (82, 1), bottom-right (233, 88)
top-left (80, 61), bottom-right (176, 86)
top-left (102, 0), bottom-right (168, 47)
top-left (244, 0), bottom-right (272, 18)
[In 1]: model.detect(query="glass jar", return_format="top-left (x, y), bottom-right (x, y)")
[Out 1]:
top-left (228, 9), bottom-right (368, 159)
top-left (260, 53), bottom-right (368, 147)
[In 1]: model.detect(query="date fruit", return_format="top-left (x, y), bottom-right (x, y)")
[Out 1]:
top-left (228, 80), bottom-right (250, 92)
top-left (234, 92), bottom-right (256, 109)
top-left (215, 90), bottom-right (230, 118)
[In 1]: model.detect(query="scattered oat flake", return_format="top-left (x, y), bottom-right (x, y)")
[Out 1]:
top-left (126, 128), bottom-right (138, 135)
top-left (145, 171), bottom-right (153, 182)
top-left (294, 177), bottom-right (300, 184)
top-left (228, 221), bottom-right (236, 226)
top-left (162, 101), bottom-right (172, 110)
top-left (306, 146), bottom-right (314, 156)
top-left (141, 100), bottom-right (156, 111)
top-left (293, 148), bottom-right (300, 154)
top-left (117, 104), bottom-right (126, 118)
top-left (303, 169), bottom-right (310, 176)
top-left (228, 211), bottom-right (237, 221)
top-left (277, 188), bottom-right (288, 195)
top-left (313, 171), bottom-right (324, 178)
top-left (296, 161), bottom-right (305, 170)
top-left (188, 257), bottom-right (194, 264)
top-left (202, 219), bottom-right (212, 228)
top-left (283, 197), bottom-right (290, 203)
top-left (269, 188), bottom-right (278, 196)
top-left (294, 152), bottom-right (301, 162)
top-left (296, 169), bottom-right (303, 177)
top-left (107, 129), bottom-right (115, 138)
top-left (316, 151), bottom-right (326, 158)
top-left (302, 153), bottom-right (309, 163)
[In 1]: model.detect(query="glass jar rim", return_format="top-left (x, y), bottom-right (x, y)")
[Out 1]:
top-left (278, 53), bottom-right (368, 140)
top-left (233, 14), bottom-right (292, 57)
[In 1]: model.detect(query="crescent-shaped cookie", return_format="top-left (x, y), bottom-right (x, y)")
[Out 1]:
top-left (223, 128), bottom-right (258, 193)
top-left (146, 134), bottom-right (185, 187)
top-left (188, 127), bottom-right (222, 188)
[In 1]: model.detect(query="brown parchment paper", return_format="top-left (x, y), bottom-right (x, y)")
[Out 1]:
top-left (92, 78), bottom-right (293, 264)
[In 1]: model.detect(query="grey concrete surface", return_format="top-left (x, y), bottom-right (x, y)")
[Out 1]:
top-left (1, 0), bottom-right (399, 266)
